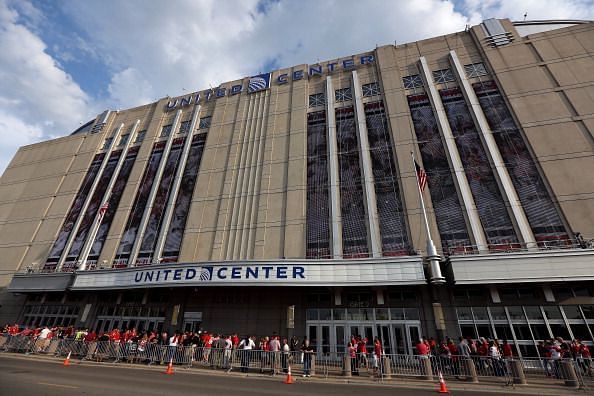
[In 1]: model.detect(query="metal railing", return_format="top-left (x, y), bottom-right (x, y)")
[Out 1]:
top-left (16, 236), bottom-right (594, 274)
top-left (1, 335), bottom-right (591, 390)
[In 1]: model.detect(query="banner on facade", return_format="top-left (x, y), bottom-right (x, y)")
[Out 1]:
top-left (70, 259), bottom-right (426, 290)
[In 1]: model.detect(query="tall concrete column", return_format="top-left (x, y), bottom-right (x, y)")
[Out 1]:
top-left (448, 50), bottom-right (537, 250)
top-left (129, 109), bottom-right (183, 266)
top-left (56, 122), bottom-right (124, 271)
top-left (153, 105), bottom-right (201, 261)
top-left (78, 120), bottom-right (141, 271)
top-left (418, 56), bottom-right (489, 253)
top-left (326, 76), bottom-right (343, 259)
top-left (351, 70), bottom-right (382, 257)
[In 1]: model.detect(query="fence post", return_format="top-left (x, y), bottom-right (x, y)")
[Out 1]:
top-left (311, 356), bottom-right (316, 376)
top-left (559, 359), bottom-right (579, 388)
top-left (342, 354), bottom-right (352, 377)
top-left (464, 357), bottom-right (479, 383)
top-left (382, 356), bottom-right (392, 379)
top-left (509, 359), bottom-right (527, 385)
top-left (420, 356), bottom-right (433, 380)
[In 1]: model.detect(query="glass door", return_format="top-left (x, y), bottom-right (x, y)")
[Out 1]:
top-left (376, 324), bottom-right (393, 354)
top-left (392, 324), bottom-right (407, 354)
top-left (406, 324), bottom-right (421, 355)
top-left (335, 325), bottom-right (346, 354)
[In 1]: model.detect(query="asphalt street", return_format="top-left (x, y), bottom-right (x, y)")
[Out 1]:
top-left (0, 355), bottom-right (551, 396)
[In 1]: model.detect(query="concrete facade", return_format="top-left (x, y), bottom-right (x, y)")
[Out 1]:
top-left (1, 19), bottom-right (593, 357)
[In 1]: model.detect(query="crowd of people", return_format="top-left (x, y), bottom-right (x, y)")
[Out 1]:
top-left (0, 324), bottom-right (319, 376)
top-left (2, 323), bottom-right (592, 378)
top-left (414, 335), bottom-right (592, 378)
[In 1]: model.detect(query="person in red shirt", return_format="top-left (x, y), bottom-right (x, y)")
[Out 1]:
top-left (478, 338), bottom-right (489, 356)
top-left (110, 328), bottom-right (122, 362)
top-left (357, 337), bottom-right (368, 369)
top-left (260, 336), bottom-right (270, 373)
top-left (9, 323), bottom-right (19, 335)
top-left (231, 334), bottom-right (239, 349)
top-left (84, 330), bottom-right (97, 343)
top-left (416, 338), bottom-right (430, 356)
top-left (202, 333), bottom-right (212, 362)
top-left (578, 341), bottom-right (592, 377)
top-left (502, 340), bottom-right (513, 358)
top-left (446, 339), bottom-right (460, 377)
top-left (110, 328), bottom-right (121, 342)
top-left (373, 337), bottom-right (383, 377)
top-left (347, 341), bottom-right (358, 375)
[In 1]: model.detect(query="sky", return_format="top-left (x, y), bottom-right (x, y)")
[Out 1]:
top-left (1, 0), bottom-right (593, 175)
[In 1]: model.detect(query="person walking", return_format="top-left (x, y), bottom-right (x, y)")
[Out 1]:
top-left (301, 338), bottom-right (315, 377)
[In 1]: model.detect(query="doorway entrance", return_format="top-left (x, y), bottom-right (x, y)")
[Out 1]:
top-left (306, 307), bottom-right (422, 356)
top-left (94, 316), bottom-right (165, 333)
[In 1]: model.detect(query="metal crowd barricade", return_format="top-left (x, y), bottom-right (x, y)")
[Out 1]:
top-left (2, 335), bottom-right (35, 353)
top-left (382, 354), bottom-right (432, 377)
top-left (0, 335), bottom-right (591, 391)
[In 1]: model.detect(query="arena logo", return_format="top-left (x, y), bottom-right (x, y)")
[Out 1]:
top-left (166, 54), bottom-right (375, 110)
top-left (133, 265), bottom-right (306, 284)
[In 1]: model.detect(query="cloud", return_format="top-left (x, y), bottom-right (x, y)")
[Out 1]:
top-left (461, 0), bottom-right (594, 21)
top-left (60, 0), bottom-right (475, 106)
top-left (0, 0), bottom-right (91, 175)
top-left (1, 0), bottom-right (593, 176)
top-left (108, 67), bottom-right (153, 108)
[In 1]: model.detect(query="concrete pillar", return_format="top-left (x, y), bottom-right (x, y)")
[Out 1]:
top-left (449, 50), bottom-right (536, 250)
top-left (343, 354), bottom-right (352, 377)
top-left (509, 359), bottom-right (527, 385)
top-left (560, 360), bottom-right (579, 387)
top-left (326, 76), bottom-right (343, 258)
top-left (351, 70), bottom-right (382, 257)
top-left (418, 56), bottom-right (489, 253)
top-left (382, 356), bottom-right (392, 379)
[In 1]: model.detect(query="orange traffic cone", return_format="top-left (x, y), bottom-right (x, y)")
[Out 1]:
top-left (284, 364), bottom-right (295, 384)
top-left (63, 351), bottom-right (71, 366)
top-left (438, 371), bottom-right (450, 394)
top-left (164, 358), bottom-right (174, 375)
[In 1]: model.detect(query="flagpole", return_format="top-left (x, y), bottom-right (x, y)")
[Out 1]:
top-left (411, 152), bottom-right (445, 285)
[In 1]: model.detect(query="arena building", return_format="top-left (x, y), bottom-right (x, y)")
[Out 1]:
top-left (1, 18), bottom-right (594, 357)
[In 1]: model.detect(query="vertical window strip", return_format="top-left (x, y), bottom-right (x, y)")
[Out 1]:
top-left (306, 111), bottom-right (331, 259)
top-left (44, 154), bottom-right (105, 269)
top-left (336, 106), bottom-right (369, 258)
top-left (473, 81), bottom-right (569, 245)
top-left (364, 101), bottom-right (411, 255)
top-left (407, 94), bottom-right (472, 252)
top-left (114, 143), bottom-right (165, 266)
top-left (62, 153), bottom-right (122, 270)
top-left (162, 133), bottom-right (207, 261)
top-left (89, 147), bottom-right (139, 259)
top-left (440, 87), bottom-right (519, 248)
top-left (137, 138), bottom-right (186, 264)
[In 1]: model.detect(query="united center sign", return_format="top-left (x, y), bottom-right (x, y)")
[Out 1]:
top-left (165, 54), bottom-right (375, 111)
top-left (70, 258), bottom-right (425, 290)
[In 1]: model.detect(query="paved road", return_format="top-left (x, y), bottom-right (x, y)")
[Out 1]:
top-left (0, 355), bottom-right (546, 396)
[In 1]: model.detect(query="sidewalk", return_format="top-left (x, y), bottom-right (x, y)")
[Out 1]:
top-left (0, 352), bottom-right (587, 395)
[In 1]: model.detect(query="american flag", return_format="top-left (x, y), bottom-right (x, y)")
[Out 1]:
top-left (98, 202), bottom-right (109, 217)
top-left (414, 160), bottom-right (428, 192)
